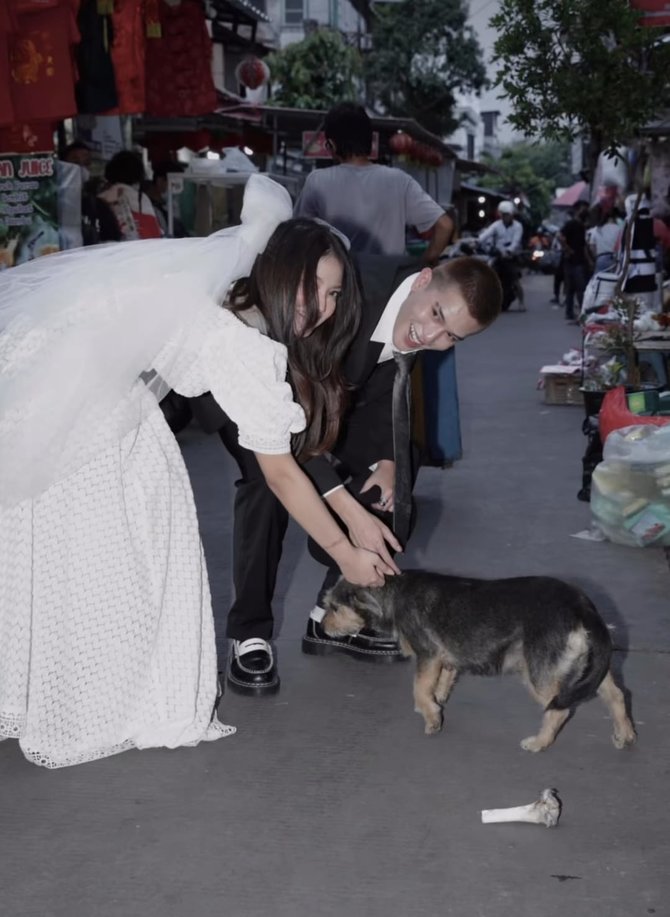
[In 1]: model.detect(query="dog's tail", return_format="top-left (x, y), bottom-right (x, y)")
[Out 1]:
top-left (545, 617), bottom-right (612, 712)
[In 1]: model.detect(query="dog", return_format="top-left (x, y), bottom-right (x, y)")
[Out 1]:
top-left (321, 571), bottom-right (636, 752)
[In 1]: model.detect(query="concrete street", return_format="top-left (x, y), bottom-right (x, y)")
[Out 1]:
top-left (2, 272), bottom-right (668, 917)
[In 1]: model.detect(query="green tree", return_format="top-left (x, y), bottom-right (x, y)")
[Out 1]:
top-left (266, 30), bottom-right (362, 110)
top-left (491, 0), bottom-right (670, 175)
top-left (479, 142), bottom-right (571, 226)
top-left (364, 0), bottom-right (487, 137)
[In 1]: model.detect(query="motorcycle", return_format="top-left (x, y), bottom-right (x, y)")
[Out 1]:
top-left (459, 238), bottom-right (523, 312)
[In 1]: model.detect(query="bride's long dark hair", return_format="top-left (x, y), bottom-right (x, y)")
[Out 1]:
top-left (229, 218), bottom-right (360, 460)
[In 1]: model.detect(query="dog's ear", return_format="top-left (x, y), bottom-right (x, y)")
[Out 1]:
top-left (323, 577), bottom-right (358, 611)
top-left (357, 588), bottom-right (385, 621)
top-left (331, 578), bottom-right (386, 624)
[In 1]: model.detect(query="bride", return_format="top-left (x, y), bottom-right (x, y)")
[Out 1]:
top-left (0, 174), bottom-right (398, 768)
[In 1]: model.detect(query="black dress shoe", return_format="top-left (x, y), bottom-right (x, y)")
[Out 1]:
top-left (227, 639), bottom-right (280, 696)
top-left (302, 618), bottom-right (406, 663)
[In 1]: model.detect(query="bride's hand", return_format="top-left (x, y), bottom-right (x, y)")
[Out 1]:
top-left (336, 545), bottom-right (396, 587)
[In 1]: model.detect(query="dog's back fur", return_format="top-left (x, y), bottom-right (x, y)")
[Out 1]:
top-left (322, 571), bottom-right (635, 751)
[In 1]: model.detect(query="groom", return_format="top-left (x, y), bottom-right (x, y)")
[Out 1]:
top-left (195, 254), bottom-right (502, 694)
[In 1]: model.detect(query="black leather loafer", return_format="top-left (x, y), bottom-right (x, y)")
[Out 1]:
top-left (302, 618), bottom-right (406, 663)
top-left (227, 639), bottom-right (280, 696)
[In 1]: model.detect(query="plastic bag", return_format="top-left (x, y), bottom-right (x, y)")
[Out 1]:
top-left (598, 386), bottom-right (670, 444)
top-left (591, 424), bottom-right (670, 547)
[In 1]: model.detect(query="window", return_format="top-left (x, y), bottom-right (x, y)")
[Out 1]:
top-left (284, 0), bottom-right (303, 25)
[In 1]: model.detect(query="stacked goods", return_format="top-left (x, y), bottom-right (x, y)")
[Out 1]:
top-left (591, 424), bottom-right (670, 547)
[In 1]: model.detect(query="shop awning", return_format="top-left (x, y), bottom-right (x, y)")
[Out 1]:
top-left (630, 1), bottom-right (670, 27)
top-left (552, 180), bottom-right (589, 208)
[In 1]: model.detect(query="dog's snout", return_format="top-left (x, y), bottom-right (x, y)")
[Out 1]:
top-left (321, 605), bottom-right (364, 637)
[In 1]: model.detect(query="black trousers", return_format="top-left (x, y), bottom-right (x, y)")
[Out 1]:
top-left (219, 420), bottom-right (418, 640)
top-left (219, 419), bottom-right (289, 641)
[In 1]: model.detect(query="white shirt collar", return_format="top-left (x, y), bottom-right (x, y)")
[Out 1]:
top-left (370, 272), bottom-right (419, 363)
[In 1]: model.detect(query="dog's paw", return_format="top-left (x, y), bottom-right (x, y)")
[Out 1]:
top-left (520, 735), bottom-right (546, 753)
top-left (612, 724), bottom-right (636, 749)
top-left (424, 718), bottom-right (442, 736)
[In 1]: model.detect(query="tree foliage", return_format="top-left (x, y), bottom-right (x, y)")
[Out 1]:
top-left (490, 0), bottom-right (670, 170)
top-left (479, 141), bottom-right (572, 226)
top-left (266, 30), bottom-right (362, 110)
top-left (364, 0), bottom-right (487, 137)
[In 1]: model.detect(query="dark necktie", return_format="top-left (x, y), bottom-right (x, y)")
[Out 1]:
top-left (392, 351), bottom-right (415, 545)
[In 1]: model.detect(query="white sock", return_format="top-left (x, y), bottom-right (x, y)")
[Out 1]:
top-left (309, 605), bottom-right (326, 623)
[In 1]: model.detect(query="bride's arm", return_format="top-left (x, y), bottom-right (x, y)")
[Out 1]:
top-left (255, 453), bottom-right (399, 587)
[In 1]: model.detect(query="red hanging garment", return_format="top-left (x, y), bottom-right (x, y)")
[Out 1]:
top-left (109, 0), bottom-right (146, 114)
top-left (0, 2), bottom-right (17, 126)
top-left (8, 0), bottom-right (80, 122)
top-left (144, 0), bottom-right (216, 117)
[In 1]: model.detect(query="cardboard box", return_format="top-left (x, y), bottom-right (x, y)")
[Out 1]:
top-left (540, 365), bottom-right (584, 406)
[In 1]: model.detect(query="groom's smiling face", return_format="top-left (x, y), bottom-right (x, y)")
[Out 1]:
top-left (392, 268), bottom-right (483, 352)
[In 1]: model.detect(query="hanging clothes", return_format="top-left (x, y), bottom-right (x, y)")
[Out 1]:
top-left (0, 4), bottom-right (17, 127)
top-left (8, 0), bottom-right (80, 123)
top-left (109, 0), bottom-right (147, 114)
top-left (144, 0), bottom-right (216, 117)
top-left (622, 206), bottom-right (657, 296)
top-left (75, 0), bottom-right (118, 113)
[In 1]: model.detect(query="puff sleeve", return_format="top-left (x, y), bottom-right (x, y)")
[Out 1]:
top-left (157, 307), bottom-right (306, 455)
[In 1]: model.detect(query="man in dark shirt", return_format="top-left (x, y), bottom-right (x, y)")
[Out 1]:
top-left (559, 201), bottom-right (590, 322)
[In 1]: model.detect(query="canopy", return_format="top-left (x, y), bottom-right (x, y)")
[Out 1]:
top-left (552, 180), bottom-right (590, 208)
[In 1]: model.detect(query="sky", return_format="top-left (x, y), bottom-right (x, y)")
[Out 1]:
top-left (468, 0), bottom-right (519, 146)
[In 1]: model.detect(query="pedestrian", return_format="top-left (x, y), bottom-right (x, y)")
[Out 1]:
top-left (98, 149), bottom-right (163, 240)
top-left (559, 201), bottom-right (590, 323)
top-left (143, 160), bottom-right (188, 238)
top-left (61, 141), bottom-right (121, 245)
top-left (548, 231), bottom-right (564, 306)
top-left (0, 175), bottom-right (398, 769)
top-left (195, 251), bottom-right (502, 695)
top-left (294, 103), bottom-right (454, 264)
top-left (587, 204), bottom-right (621, 274)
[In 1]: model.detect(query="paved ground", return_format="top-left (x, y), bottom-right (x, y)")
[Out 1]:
top-left (2, 273), bottom-right (669, 917)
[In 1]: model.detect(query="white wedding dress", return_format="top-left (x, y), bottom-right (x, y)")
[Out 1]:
top-left (0, 175), bottom-right (303, 768)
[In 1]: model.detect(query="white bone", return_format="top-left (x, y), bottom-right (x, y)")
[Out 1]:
top-left (481, 788), bottom-right (561, 827)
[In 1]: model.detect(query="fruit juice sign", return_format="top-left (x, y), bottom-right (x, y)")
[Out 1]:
top-left (0, 152), bottom-right (60, 268)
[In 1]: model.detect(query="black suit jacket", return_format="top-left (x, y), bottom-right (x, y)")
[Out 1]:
top-left (302, 254), bottom-right (420, 494)
top-left (188, 254), bottom-right (421, 494)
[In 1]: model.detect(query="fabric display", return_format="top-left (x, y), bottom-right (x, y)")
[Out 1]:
top-left (622, 209), bottom-right (657, 295)
top-left (75, 0), bottom-right (118, 113)
top-left (1, 0), bottom-right (218, 141)
top-left (5, 0), bottom-right (80, 124)
top-left (109, 0), bottom-right (147, 114)
top-left (0, 4), bottom-right (17, 127)
top-left (144, 0), bottom-right (216, 118)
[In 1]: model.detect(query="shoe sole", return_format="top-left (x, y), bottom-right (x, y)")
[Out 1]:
top-left (302, 636), bottom-right (406, 663)
top-left (226, 673), bottom-right (281, 696)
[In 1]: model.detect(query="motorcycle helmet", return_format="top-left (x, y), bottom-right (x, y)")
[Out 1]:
top-left (498, 200), bottom-right (515, 215)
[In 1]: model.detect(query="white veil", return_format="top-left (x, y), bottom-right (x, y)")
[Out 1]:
top-left (0, 174), bottom-right (293, 507)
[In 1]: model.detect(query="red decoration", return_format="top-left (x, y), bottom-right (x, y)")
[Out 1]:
top-left (235, 56), bottom-right (270, 91)
top-left (389, 131), bottom-right (413, 155)
top-left (412, 142), bottom-right (429, 164)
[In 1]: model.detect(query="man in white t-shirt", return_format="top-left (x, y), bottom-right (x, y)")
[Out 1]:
top-left (294, 103), bottom-right (454, 263)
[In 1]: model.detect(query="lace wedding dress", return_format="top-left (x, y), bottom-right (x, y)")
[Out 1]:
top-left (0, 175), bottom-right (302, 768)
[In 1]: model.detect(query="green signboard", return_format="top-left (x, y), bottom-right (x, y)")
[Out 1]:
top-left (0, 152), bottom-right (60, 269)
